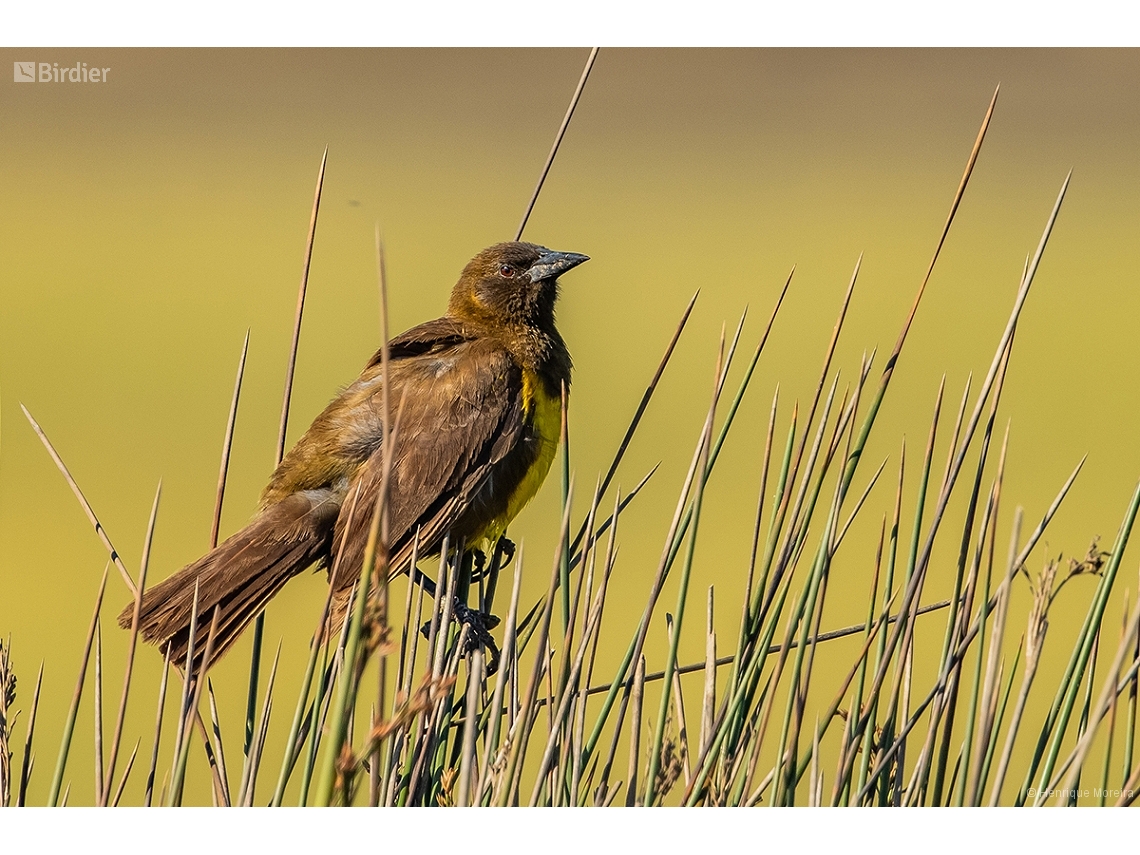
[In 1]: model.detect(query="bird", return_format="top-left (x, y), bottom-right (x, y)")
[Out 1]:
top-left (119, 241), bottom-right (588, 672)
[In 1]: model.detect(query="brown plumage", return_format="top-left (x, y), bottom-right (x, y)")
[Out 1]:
top-left (119, 241), bottom-right (588, 671)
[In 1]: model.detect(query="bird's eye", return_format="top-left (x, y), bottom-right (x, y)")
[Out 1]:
top-left (499, 264), bottom-right (515, 278)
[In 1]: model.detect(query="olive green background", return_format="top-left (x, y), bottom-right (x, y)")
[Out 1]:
top-left (2, 48), bottom-right (1138, 805)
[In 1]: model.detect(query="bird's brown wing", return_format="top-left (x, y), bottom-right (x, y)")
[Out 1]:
top-left (325, 335), bottom-right (526, 615)
top-left (261, 317), bottom-right (476, 503)
top-left (367, 316), bottom-right (470, 366)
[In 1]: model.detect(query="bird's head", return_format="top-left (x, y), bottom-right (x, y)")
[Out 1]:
top-left (448, 242), bottom-right (589, 332)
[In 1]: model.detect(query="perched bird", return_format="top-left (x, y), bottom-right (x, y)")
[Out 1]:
top-left (119, 241), bottom-right (588, 670)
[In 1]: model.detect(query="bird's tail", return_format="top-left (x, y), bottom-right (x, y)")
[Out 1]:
top-left (118, 491), bottom-right (338, 673)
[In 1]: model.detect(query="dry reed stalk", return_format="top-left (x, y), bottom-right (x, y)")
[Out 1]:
top-left (21, 406), bottom-right (137, 597)
top-left (47, 564), bottom-right (109, 806)
top-left (101, 481), bottom-right (160, 805)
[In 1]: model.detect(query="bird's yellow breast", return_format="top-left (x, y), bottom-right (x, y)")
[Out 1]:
top-left (479, 367), bottom-right (561, 545)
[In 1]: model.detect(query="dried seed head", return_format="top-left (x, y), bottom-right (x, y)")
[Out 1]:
top-left (1026, 556), bottom-right (1060, 667)
top-left (653, 737), bottom-right (685, 800)
top-left (0, 639), bottom-right (14, 808)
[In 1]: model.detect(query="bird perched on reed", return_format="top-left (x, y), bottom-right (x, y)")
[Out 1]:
top-left (119, 241), bottom-right (588, 672)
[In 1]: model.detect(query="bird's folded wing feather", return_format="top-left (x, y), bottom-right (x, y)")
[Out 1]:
top-left (327, 331), bottom-right (527, 592)
top-left (367, 316), bottom-right (470, 366)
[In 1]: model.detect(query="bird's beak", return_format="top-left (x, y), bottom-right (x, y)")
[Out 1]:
top-left (528, 249), bottom-right (590, 283)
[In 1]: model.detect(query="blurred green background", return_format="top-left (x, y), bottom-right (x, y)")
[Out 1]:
top-left (2, 48), bottom-right (1139, 805)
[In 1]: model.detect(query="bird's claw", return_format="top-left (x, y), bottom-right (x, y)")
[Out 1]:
top-left (420, 598), bottom-right (501, 675)
top-left (496, 536), bottom-right (516, 566)
top-left (452, 600), bottom-right (501, 674)
top-left (468, 536), bottom-right (515, 583)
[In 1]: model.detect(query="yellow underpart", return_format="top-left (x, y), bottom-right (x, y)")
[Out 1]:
top-left (477, 367), bottom-right (561, 547)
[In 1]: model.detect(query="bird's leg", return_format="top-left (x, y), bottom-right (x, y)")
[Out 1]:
top-left (468, 548), bottom-right (488, 582)
top-left (479, 535), bottom-right (513, 616)
top-left (451, 600), bottom-right (501, 674)
top-left (418, 595), bottom-right (502, 674)
top-left (415, 544), bottom-right (508, 675)
top-left (408, 537), bottom-right (512, 596)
